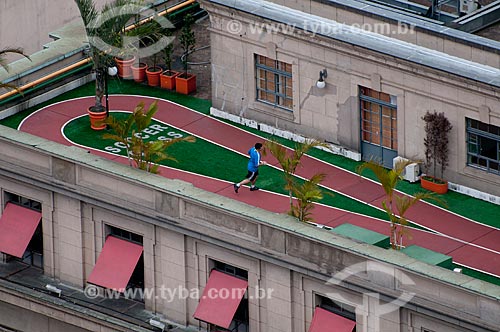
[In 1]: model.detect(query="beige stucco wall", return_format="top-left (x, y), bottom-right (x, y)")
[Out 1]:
top-left (0, 0), bottom-right (111, 59)
top-left (203, 0), bottom-right (500, 196)
top-left (0, 126), bottom-right (499, 332)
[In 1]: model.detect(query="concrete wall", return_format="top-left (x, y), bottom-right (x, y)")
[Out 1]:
top-left (0, 300), bottom-right (91, 332)
top-left (202, 0), bottom-right (500, 196)
top-left (0, 0), bottom-right (110, 59)
top-left (0, 125), bottom-right (499, 332)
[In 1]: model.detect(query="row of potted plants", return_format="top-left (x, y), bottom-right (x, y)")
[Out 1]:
top-left (115, 58), bottom-right (192, 94)
top-left (113, 13), bottom-right (197, 95)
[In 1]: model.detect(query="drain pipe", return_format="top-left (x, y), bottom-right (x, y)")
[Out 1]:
top-left (0, 58), bottom-right (91, 101)
top-left (125, 0), bottom-right (196, 31)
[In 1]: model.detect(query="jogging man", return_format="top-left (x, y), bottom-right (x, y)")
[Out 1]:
top-left (234, 143), bottom-right (267, 193)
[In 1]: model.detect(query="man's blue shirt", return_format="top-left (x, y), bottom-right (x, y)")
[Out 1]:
top-left (247, 147), bottom-right (261, 172)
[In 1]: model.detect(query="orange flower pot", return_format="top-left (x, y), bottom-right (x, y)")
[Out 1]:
top-left (87, 107), bottom-right (107, 131)
top-left (175, 73), bottom-right (197, 94)
top-left (421, 176), bottom-right (448, 194)
top-left (115, 56), bottom-right (135, 79)
top-left (146, 67), bottom-right (162, 87)
top-left (160, 70), bottom-right (179, 90)
top-left (132, 63), bottom-right (148, 83)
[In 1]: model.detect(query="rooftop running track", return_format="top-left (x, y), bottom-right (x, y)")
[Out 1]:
top-left (18, 95), bottom-right (500, 278)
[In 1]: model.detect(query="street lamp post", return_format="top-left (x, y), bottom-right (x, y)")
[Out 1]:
top-left (105, 66), bottom-right (118, 121)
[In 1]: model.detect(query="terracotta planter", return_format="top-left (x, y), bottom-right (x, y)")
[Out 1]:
top-left (146, 67), bottom-right (162, 87)
top-left (421, 176), bottom-right (448, 194)
top-left (132, 62), bottom-right (148, 83)
top-left (114, 56), bottom-right (135, 79)
top-left (175, 73), bottom-right (197, 94)
top-left (160, 70), bottom-right (179, 90)
top-left (87, 107), bottom-right (107, 131)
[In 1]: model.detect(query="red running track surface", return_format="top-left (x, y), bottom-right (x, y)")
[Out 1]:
top-left (18, 95), bottom-right (500, 277)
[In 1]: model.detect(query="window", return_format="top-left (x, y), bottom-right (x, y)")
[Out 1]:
top-left (360, 87), bottom-right (397, 150)
top-left (3, 192), bottom-right (43, 268)
top-left (107, 225), bottom-right (144, 294)
top-left (255, 55), bottom-right (293, 110)
top-left (466, 118), bottom-right (500, 174)
top-left (316, 294), bottom-right (356, 322)
top-left (210, 260), bottom-right (249, 332)
top-left (5, 192), bottom-right (42, 212)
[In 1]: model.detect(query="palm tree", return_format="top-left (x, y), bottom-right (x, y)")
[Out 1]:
top-left (74, 0), bottom-right (163, 113)
top-left (290, 173), bottom-right (326, 222)
top-left (265, 139), bottom-right (330, 221)
top-left (0, 48), bottom-right (30, 92)
top-left (357, 160), bottom-right (442, 249)
top-left (103, 100), bottom-right (196, 174)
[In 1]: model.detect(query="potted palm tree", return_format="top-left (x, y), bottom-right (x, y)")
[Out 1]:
top-left (264, 139), bottom-right (330, 222)
top-left (74, 0), bottom-right (164, 130)
top-left (175, 14), bottom-right (196, 94)
top-left (160, 28), bottom-right (178, 90)
top-left (102, 100), bottom-right (196, 174)
top-left (357, 160), bottom-right (441, 249)
top-left (421, 111), bottom-right (453, 194)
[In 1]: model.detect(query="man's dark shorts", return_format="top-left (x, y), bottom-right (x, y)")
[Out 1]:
top-left (245, 170), bottom-right (259, 181)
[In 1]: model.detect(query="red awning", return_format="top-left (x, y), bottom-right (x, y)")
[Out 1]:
top-left (193, 269), bottom-right (248, 329)
top-left (0, 203), bottom-right (42, 258)
top-left (309, 307), bottom-right (356, 332)
top-left (87, 236), bottom-right (143, 292)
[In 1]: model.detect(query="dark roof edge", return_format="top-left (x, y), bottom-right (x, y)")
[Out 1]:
top-left (319, 0), bottom-right (500, 53)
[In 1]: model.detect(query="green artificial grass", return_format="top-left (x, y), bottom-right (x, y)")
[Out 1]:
top-left (3, 80), bottom-right (499, 229)
top-left (64, 113), bottom-right (389, 221)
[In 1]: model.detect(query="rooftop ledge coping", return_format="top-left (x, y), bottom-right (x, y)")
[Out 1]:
top-left (1, 125), bottom-right (499, 300)
top-left (205, 0), bottom-right (500, 88)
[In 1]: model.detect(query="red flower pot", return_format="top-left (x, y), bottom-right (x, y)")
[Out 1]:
top-left (146, 67), bottom-right (162, 87)
top-left (160, 70), bottom-right (179, 90)
top-left (132, 63), bottom-right (148, 83)
top-left (114, 56), bottom-right (135, 79)
top-left (87, 107), bottom-right (107, 131)
top-left (175, 73), bottom-right (197, 94)
top-left (421, 176), bottom-right (448, 194)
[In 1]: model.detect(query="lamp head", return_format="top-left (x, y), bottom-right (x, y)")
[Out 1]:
top-left (316, 69), bottom-right (327, 89)
top-left (108, 66), bottom-right (118, 76)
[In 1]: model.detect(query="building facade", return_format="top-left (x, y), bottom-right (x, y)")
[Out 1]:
top-left (1, 0), bottom-right (500, 331)
top-left (0, 122), bottom-right (499, 332)
top-left (200, 0), bottom-right (500, 196)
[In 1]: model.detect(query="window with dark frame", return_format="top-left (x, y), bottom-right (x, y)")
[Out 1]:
top-left (360, 87), bottom-right (397, 151)
top-left (466, 118), bottom-right (500, 174)
top-left (255, 54), bottom-right (293, 111)
top-left (316, 294), bottom-right (356, 328)
top-left (4, 192), bottom-right (43, 268)
top-left (211, 260), bottom-right (249, 332)
top-left (106, 225), bottom-right (144, 299)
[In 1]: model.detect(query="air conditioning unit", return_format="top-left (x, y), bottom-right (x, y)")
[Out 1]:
top-left (393, 156), bottom-right (420, 183)
top-left (460, 0), bottom-right (478, 14)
